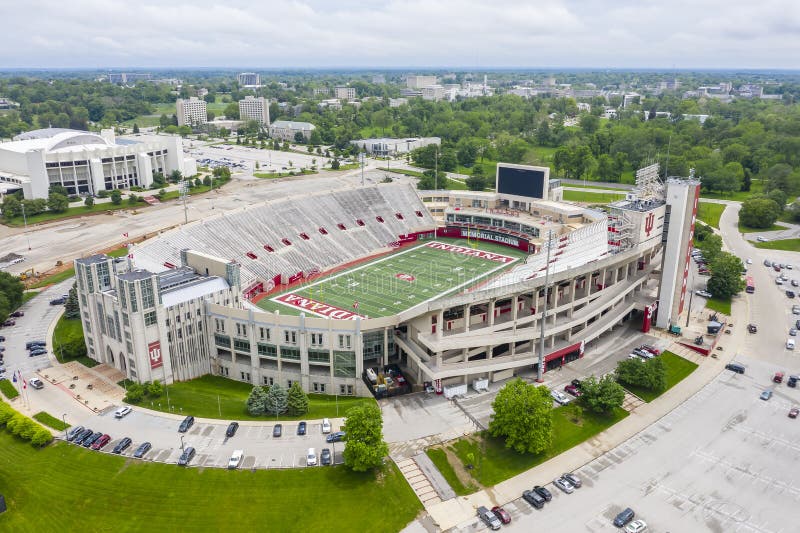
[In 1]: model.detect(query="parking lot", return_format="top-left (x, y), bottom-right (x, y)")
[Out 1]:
top-left (458, 354), bottom-right (800, 532)
top-left (187, 143), bottom-right (333, 175)
top-left (64, 408), bottom-right (346, 468)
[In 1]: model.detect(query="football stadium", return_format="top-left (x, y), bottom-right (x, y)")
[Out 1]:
top-left (75, 163), bottom-right (700, 397)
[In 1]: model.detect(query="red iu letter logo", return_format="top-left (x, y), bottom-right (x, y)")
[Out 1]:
top-left (644, 212), bottom-right (655, 237)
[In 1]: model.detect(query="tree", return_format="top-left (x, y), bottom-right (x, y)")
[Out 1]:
top-left (132, 123), bottom-right (140, 134)
top-left (47, 193), bottom-right (69, 213)
top-left (580, 375), bottom-right (625, 414)
top-left (466, 173), bottom-right (487, 191)
top-left (265, 383), bottom-right (288, 416)
top-left (767, 189), bottom-right (788, 211)
top-left (147, 380), bottom-right (163, 397)
top-left (202, 175), bottom-right (212, 186)
top-left (22, 199), bottom-right (47, 216)
top-left (84, 196), bottom-right (94, 208)
top-left (127, 194), bottom-right (139, 206)
top-left (739, 197), bottom-right (781, 229)
top-left (616, 357), bottom-right (666, 391)
top-left (212, 166), bottom-right (231, 180)
top-left (417, 169), bottom-right (447, 190)
top-left (0, 271), bottom-right (24, 324)
top-left (246, 386), bottom-right (268, 416)
top-left (287, 382), bottom-right (309, 416)
top-left (488, 379), bottom-right (553, 454)
top-left (49, 184), bottom-right (68, 197)
top-left (1, 195), bottom-right (22, 219)
top-left (64, 283), bottom-right (80, 319)
top-left (579, 114), bottom-right (600, 135)
top-left (110, 189), bottom-right (122, 205)
top-left (707, 252), bottom-right (746, 299)
top-left (595, 154), bottom-right (619, 182)
top-left (330, 158), bottom-right (340, 170)
top-left (342, 403), bottom-right (388, 471)
top-left (294, 131), bottom-right (306, 144)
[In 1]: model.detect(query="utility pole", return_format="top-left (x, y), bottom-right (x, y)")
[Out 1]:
top-left (180, 180), bottom-right (188, 224)
top-left (434, 145), bottom-right (439, 191)
top-left (360, 152), bottom-right (365, 186)
top-left (537, 230), bottom-right (554, 382)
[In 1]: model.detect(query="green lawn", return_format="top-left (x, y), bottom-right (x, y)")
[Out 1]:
top-left (425, 448), bottom-right (478, 496)
top-left (700, 180), bottom-right (765, 201)
top-left (53, 316), bottom-right (98, 368)
top-left (563, 189), bottom-right (626, 204)
top-left (738, 221), bottom-right (786, 233)
top-left (253, 170), bottom-right (317, 179)
top-left (456, 160), bottom-right (497, 179)
top-left (620, 351), bottom-right (699, 402)
top-left (0, 431), bottom-right (421, 533)
top-left (697, 202), bottom-right (725, 229)
top-left (562, 183), bottom-right (631, 192)
top-left (32, 411), bottom-right (70, 431)
top-left (2, 202), bottom-right (144, 227)
top-left (127, 375), bottom-right (373, 421)
top-left (27, 246), bottom-right (127, 289)
top-left (705, 296), bottom-right (732, 315)
top-left (0, 379), bottom-right (19, 399)
top-left (755, 238), bottom-right (800, 252)
top-left (449, 406), bottom-right (629, 487)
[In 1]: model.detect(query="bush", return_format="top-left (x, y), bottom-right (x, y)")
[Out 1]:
top-left (97, 189), bottom-right (109, 199)
top-left (124, 383), bottom-right (145, 403)
top-left (31, 428), bottom-right (53, 447)
top-left (110, 190), bottom-right (122, 205)
top-left (147, 380), bottom-right (163, 397)
top-left (0, 400), bottom-right (53, 447)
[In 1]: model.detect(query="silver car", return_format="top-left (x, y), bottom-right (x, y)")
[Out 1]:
top-left (554, 477), bottom-right (574, 494)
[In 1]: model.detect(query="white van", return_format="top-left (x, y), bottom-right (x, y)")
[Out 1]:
top-left (788, 339), bottom-right (796, 350)
top-left (321, 418), bottom-right (331, 434)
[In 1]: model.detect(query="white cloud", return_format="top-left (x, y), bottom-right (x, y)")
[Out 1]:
top-left (0, 0), bottom-right (797, 68)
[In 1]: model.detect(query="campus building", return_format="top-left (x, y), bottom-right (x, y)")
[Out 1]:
top-left (334, 86), bottom-right (356, 100)
top-left (176, 97), bottom-right (208, 127)
top-left (407, 75), bottom-right (437, 89)
top-left (268, 120), bottom-right (315, 142)
top-left (0, 128), bottom-right (195, 199)
top-left (238, 96), bottom-right (270, 126)
top-left (237, 72), bottom-right (261, 88)
top-left (349, 137), bottom-right (440, 157)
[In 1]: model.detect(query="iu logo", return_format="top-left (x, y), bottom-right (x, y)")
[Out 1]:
top-left (148, 341), bottom-right (163, 369)
top-left (644, 212), bottom-right (655, 237)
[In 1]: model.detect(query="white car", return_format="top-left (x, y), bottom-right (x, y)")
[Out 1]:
top-left (625, 520), bottom-right (648, 533)
top-left (29, 377), bottom-right (44, 390)
top-left (114, 406), bottom-right (132, 419)
top-left (228, 449), bottom-right (244, 469)
top-left (551, 390), bottom-right (571, 405)
top-left (788, 339), bottom-right (796, 350)
top-left (307, 448), bottom-right (317, 466)
top-left (757, 236), bottom-right (769, 242)
top-left (695, 290), bottom-right (712, 298)
top-left (746, 258), bottom-right (752, 264)
top-left (321, 418), bottom-right (331, 434)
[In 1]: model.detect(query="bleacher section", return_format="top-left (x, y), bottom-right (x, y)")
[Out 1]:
top-left (132, 183), bottom-right (436, 289)
top-left (484, 219), bottom-right (609, 289)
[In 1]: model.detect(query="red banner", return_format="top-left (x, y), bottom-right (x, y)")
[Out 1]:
top-left (148, 341), bottom-right (163, 369)
top-left (436, 226), bottom-right (531, 252)
top-left (423, 241), bottom-right (516, 263)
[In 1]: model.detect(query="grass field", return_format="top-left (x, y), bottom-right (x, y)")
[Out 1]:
top-left (755, 238), bottom-right (800, 252)
top-left (0, 379), bottom-right (19, 399)
top-left (257, 240), bottom-right (525, 318)
top-left (0, 431), bottom-right (421, 533)
top-left (53, 316), bottom-right (98, 368)
top-left (739, 221), bottom-right (787, 233)
top-left (32, 411), bottom-right (70, 431)
top-left (705, 296), bottom-right (732, 315)
top-left (563, 189), bottom-right (626, 204)
top-left (425, 448), bottom-right (478, 496)
top-left (27, 246), bottom-right (128, 289)
top-left (697, 202), bottom-right (725, 229)
top-left (700, 180), bottom-right (765, 201)
top-left (620, 351), bottom-right (699, 402)
top-left (448, 406), bottom-right (629, 487)
top-left (126, 375), bottom-right (373, 421)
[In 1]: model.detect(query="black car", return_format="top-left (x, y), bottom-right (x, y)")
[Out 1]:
top-left (326, 431), bottom-right (346, 443)
top-left (796, 319), bottom-right (800, 330)
top-left (49, 298), bottom-right (66, 306)
top-left (66, 425), bottom-right (85, 442)
top-left (29, 349), bottom-right (46, 357)
top-left (273, 424), bottom-right (283, 438)
top-left (113, 437), bottom-right (132, 454)
top-left (82, 431), bottom-right (103, 448)
top-left (613, 507), bottom-right (635, 527)
top-left (321, 448), bottom-right (332, 466)
top-left (522, 489), bottom-right (545, 509)
top-left (2, 320), bottom-right (15, 327)
top-left (10, 311), bottom-right (23, 318)
top-left (571, 379), bottom-right (582, 389)
top-left (0, 336), bottom-right (5, 342)
top-left (178, 415), bottom-right (195, 433)
top-left (177, 446), bottom-right (196, 466)
top-left (788, 290), bottom-right (796, 298)
top-left (533, 485), bottom-right (552, 502)
top-left (225, 421), bottom-right (239, 437)
top-left (25, 340), bottom-right (45, 349)
top-left (73, 428), bottom-right (94, 445)
top-left (297, 421), bottom-right (307, 435)
top-left (133, 442), bottom-right (152, 458)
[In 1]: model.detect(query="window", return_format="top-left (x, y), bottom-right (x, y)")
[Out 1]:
top-left (140, 280), bottom-right (155, 309)
top-left (310, 333), bottom-right (323, 347)
top-left (127, 283), bottom-right (137, 312)
top-left (308, 349), bottom-right (330, 363)
top-left (257, 343), bottom-right (277, 357)
top-left (340, 384), bottom-right (347, 395)
top-left (287, 380), bottom-right (294, 388)
top-left (236, 323), bottom-right (247, 337)
top-left (338, 334), bottom-right (351, 350)
top-left (165, 318), bottom-right (170, 327)
top-left (144, 311), bottom-right (157, 326)
top-left (281, 347), bottom-right (301, 360)
top-left (240, 372), bottom-right (251, 381)
top-left (284, 330), bottom-right (297, 344)
top-left (333, 351), bottom-right (356, 377)
top-left (233, 339), bottom-right (250, 352)
top-left (84, 321), bottom-right (92, 333)
top-left (259, 327), bottom-right (270, 341)
top-left (313, 382), bottom-right (319, 392)
top-left (318, 383), bottom-right (326, 393)
top-left (262, 376), bottom-right (274, 386)
top-left (215, 318), bottom-right (225, 333)
top-left (219, 367), bottom-right (229, 377)
top-left (347, 385), bottom-right (353, 395)
top-left (214, 334), bottom-right (231, 348)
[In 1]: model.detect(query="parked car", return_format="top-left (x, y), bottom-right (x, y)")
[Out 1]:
top-left (757, 236), bottom-right (769, 242)
top-left (0, 335), bottom-right (5, 342)
top-left (29, 377), bottom-right (44, 389)
top-left (178, 415), bottom-right (194, 433)
top-left (748, 324), bottom-right (758, 333)
top-left (91, 434), bottom-right (111, 450)
top-left (228, 449), bottom-right (244, 469)
top-left (25, 340), bottom-right (45, 350)
top-left (226, 421), bottom-right (239, 437)
top-left (564, 384), bottom-right (582, 397)
top-left (795, 319), bottom-right (800, 329)
top-left (2, 320), bottom-right (16, 327)
top-left (177, 446), bottom-right (196, 466)
top-left (272, 424), bottom-right (283, 438)
top-left (73, 428), bottom-right (94, 445)
top-left (112, 437), bottom-right (132, 454)
top-left (554, 477), bottom-right (574, 494)
top-left (477, 506), bottom-right (502, 531)
top-left (82, 431), bottom-right (103, 448)
top-left (522, 489), bottom-right (545, 509)
top-left (776, 278), bottom-right (785, 285)
top-left (49, 298), bottom-right (66, 306)
top-left (306, 448), bottom-right (317, 466)
top-left (760, 390), bottom-right (773, 401)
top-left (320, 448), bottom-right (332, 466)
top-left (10, 311), bottom-right (23, 317)
top-left (114, 406), bottom-right (132, 419)
top-left (625, 520), bottom-right (648, 533)
top-left (788, 339), bottom-right (796, 350)
top-left (551, 390), bottom-right (570, 405)
top-left (29, 349), bottom-right (46, 357)
top-left (774, 372), bottom-right (785, 383)
top-left (613, 507), bottom-right (635, 527)
top-left (787, 290), bottom-right (796, 298)
top-left (639, 345), bottom-right (661, 356)
top-left (571, 379), bottom-right (582, 389)
top-left (297, 421), bottom-right (307, 435)
top-left (66, 425), bottom-right (85, 442)
top-left (789, 407), bottom-right (799, 419)
top-left (321, 418), bottom-right (331, 434)
top-left (326, 431), bottom-right (346, 443)
top-left (133, 442), bottom-right (152, 458)
top-left (695, 290), bottom-right (712, 298)
top-left (562, 472), bottom-right (582, 488)
top-left (793, 280), bottom-right (800, 288)
top-left (533, 485), bottom-right (552, 502)
top-left (764, 259), bottom-right (772, 267)
top-left (491, 506), bottom-right (511, 525)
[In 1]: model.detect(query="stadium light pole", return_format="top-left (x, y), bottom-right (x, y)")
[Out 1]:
top-left (21, 202), bottom-right (31, 250)
top-left (434, 145), bottom-right (439, 191)
top-left (536, 229), bottom-right (554, 383)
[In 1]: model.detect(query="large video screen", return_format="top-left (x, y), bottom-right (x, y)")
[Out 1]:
top-left (497, 166), bottom-right (546, 198)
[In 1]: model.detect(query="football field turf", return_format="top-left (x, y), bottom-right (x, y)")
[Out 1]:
top-left (256, 239), bottom-right (526, 318)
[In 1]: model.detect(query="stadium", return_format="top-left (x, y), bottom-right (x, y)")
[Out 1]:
top-left (75, 163), bottom-right (699, 397)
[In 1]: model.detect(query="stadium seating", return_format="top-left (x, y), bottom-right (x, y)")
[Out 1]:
top-left (132, 183), bottom-right (436, 287)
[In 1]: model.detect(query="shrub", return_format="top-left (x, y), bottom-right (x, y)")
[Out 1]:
top-left (31, 428), bottom-right (53, 447)
top-left (0, 400), bottom-right (53, 447)
top-left (124, 383), bottom-right (145, 403)
top-left (147, 380), bottom-right (163, 397)
top-left (97, 190), bottom-right (109, 199)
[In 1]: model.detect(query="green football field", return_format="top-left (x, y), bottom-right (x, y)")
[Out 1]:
top-left (256, 239), bottom-right (526, 318)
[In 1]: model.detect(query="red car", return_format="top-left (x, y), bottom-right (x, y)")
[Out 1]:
top-left (789, 407), bottom-right (799, 419)
top-left (640, 344), bottom-right (661, 356)
top-left (491, 506), bottom-right (511, 524)
top-left (774, 372), bottom-right (785, 384)
top-left (564, 384), bottom-right (582, 397)
top-left (91, 434), bottom-right (111, 450)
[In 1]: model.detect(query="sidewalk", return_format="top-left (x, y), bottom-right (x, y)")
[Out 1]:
top-left (424, 293), bottom-right (746, 530)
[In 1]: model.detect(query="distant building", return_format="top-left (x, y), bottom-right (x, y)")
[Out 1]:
top-left (237, 72), bottom-right (261, 88)
top-left (422, 85), bottom-right (445, 101)
top-left (268, 120), bottom-right (316, 142)
top-left (0, 98), bottom-right (18, 110)
top-left (407, 75), bottom-right (437, 89)
top-left (350, 137), bottom-right (440, 157)
top-left (318, 99), bottom-right (342, 111)
top-left (389, 98), bottom-right (408, 108)
top-left (313, 87), bottom-right (329, 96)
top-left (622, 93), bottom-right (641, 108)
top-left (577, 102), bottom-right (591, 112)
top-left (372, 74), bottom-right (386, 84)
top-left (176, 97), bottom-right (207, 127)
top-left (196, 88), bottom-right (209, 98)
top-left (400, 88), bottom-right (423, 98)
top-left (107, 72), bottom-right (152, 85)
top-left (238, 96), bottom-right (270, 126)
top-left (334, 86), bottom-right (356, 100)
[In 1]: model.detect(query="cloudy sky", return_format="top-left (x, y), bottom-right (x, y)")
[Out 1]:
top-left (1, 0), bottom-right (798, 69)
